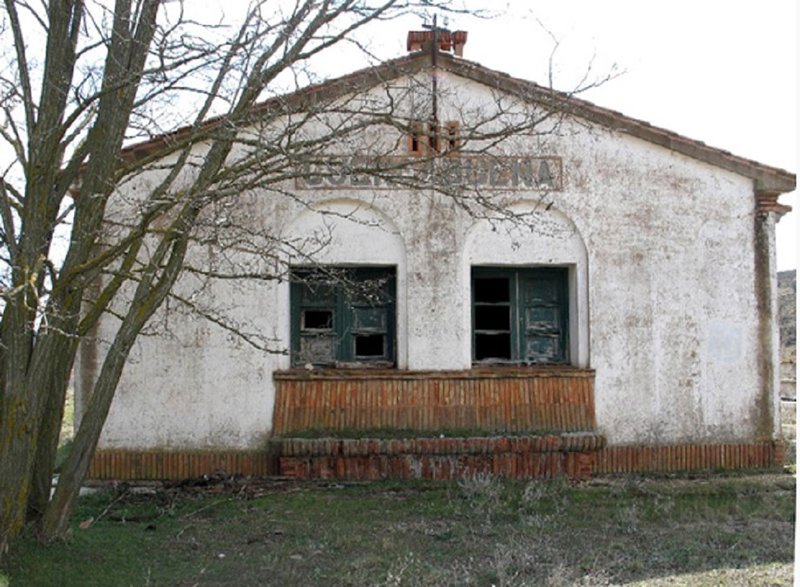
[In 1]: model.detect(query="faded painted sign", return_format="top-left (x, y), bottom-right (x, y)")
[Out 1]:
top-left (295, 156), bottom-right (562, 190)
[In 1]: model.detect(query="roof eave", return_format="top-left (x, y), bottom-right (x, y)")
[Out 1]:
top-left (118, 51), bottom-right (796, 196)
top-left (436, 54), bottom-right (796, 196)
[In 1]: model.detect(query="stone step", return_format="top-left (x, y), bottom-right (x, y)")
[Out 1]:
top-left (270, 432), bottom-right (605, 481)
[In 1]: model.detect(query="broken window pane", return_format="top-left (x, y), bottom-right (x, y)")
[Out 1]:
top-left (474, 277), bottom-right (510, 303)
top-left (525, 336), bottom-right (559, 363)
top-left (299, 335), bottom-right (336, 365)
top-left (354, 334), bottom-right (385, 358)
top-left (474, 305), bottom-right (510, 331)
top-left (475, 333), bottom-right (512, 361)
top-left (302, 310), bottom-right (333, 330)
top-left (353, 307), bottom-right (387, 330)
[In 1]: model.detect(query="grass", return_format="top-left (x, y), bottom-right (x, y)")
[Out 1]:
top-left (2, 391), bottom-right (792, 586)
top-left (0, 472), bottom-right (794, 586)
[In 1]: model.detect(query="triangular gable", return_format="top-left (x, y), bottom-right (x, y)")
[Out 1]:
top-left (122, 51), bottom-right (796, 195)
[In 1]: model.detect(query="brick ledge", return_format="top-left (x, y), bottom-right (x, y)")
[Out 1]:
top-left (270, 433), bottom-right (605, 457)
top-left (274, 366), bottom-right (595, 381)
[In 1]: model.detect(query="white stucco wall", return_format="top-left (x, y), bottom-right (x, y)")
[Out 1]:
top-left (79, 68), bottom-right (774, 449)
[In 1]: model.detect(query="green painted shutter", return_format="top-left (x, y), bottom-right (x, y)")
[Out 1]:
top-left (472, 267), bottom-right (569, 365)
top-left (291, 267), bottom-right (395, 367)
top-left (519, 269), bottom-right (568, 363)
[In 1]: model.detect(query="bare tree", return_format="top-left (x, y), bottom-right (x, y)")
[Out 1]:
top-left (0, 0), bottom-right (614, 551)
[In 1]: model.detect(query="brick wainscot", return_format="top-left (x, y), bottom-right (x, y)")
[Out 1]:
top-left (89, 369), bottom-right (785, 481)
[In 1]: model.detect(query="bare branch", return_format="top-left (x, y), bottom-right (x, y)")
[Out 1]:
top-left (4, 0), bottom-right (37, 133)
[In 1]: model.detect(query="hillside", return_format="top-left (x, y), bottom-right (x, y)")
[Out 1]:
top-left (778, 270), bottom-right (796, 360)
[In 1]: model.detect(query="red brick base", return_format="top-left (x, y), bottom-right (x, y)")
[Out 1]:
top-left (86, 439), bottom-right (786, 481)
top-left (88, 450), bottom-right (277, 480)
top-left (271, 434), bottom-right (604, 481)
top-left (594, 441), bottom-right (785, 474)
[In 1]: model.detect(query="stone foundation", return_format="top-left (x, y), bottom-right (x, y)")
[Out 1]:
top-left (270, 433), bottom-right (604, 481)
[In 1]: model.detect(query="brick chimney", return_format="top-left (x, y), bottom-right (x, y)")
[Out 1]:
top-left (407, 29), bottom-right (468, 57)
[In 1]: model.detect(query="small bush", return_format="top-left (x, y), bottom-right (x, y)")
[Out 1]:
top-left (457, 471), bottom-right (503, 522)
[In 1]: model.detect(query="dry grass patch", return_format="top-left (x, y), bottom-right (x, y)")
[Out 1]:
top-left (1, 472), bottom-right (794, 586)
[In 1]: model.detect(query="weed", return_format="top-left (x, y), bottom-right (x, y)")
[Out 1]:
top-left (521, 511), bottom-right (553, 529)
top-left (544, 562), bottom-right (615, 587)
top-left (456, 471), bottom-right (503, 523)
top-left (521, 479), bottom-right (551, 503)
top-left (615, 503), bottom-right (640, 534)
top-left (381, 552), bottom-right (418, 586)
top-left (456, 470), bottom-right (497, 499)
top-left (1, 474), bottom-right (794, 586)
top-left (518, 478), bottom-right (570, 520)
top-left (492, 542), bottom-right (524, 587)
top-left (543, 562), bottom-right (573, 587)
top-left (652, 493), bottom-right (675, 517)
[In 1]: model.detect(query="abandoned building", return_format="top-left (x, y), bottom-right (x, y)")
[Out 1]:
top-left (78, 30), bottom-right (796, 481)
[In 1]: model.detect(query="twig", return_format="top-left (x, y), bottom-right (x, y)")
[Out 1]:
top-left (82, 486), bottom-right (130, 528)
top-left (181, 497), bottom-right (234, 520)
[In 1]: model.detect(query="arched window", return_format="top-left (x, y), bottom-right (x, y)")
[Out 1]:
top-left (290, 266), bottom-right (396, 367)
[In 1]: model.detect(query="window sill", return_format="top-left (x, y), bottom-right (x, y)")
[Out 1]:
top-left (289, 360), bottom-right (395, 370)
top-left (274, 365), bottom-right (594, 381)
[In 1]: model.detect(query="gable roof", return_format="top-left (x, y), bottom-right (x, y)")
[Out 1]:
top-left (123, 51), bottom-right (796, 195)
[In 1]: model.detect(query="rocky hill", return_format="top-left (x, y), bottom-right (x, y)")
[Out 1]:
top-left (778, 270), bottom-right (796, 360)
top-left (778, 270), bottom-right (796, 400)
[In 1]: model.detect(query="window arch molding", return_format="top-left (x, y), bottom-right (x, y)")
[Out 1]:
top-left (279, 198), bottom-right (408, 369)
top-left (462, 201), bottom-right (590, 368)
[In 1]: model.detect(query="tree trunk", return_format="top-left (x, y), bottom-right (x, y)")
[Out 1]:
top-left (28, 0), bottom-right (164, 544)
top-left (26, 351), bottom-right (75, 526)
top-left (40, 227), bottom-right (190, 542)
top-left (0, 0), bottom-right (87, 555)
top-left (0, 398), bottom-right (37, 555)
top-left (25, 295), bottom-right (82, 526)
top-left (38, 346), bottom-right (131, 542)
top-left (0, 299), bottom-right (40, 554)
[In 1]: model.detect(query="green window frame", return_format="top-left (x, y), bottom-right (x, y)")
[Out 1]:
top-left (290, 266), bottom-right (396, 367)
top-left (472, 267), bottom-right (569, 365)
